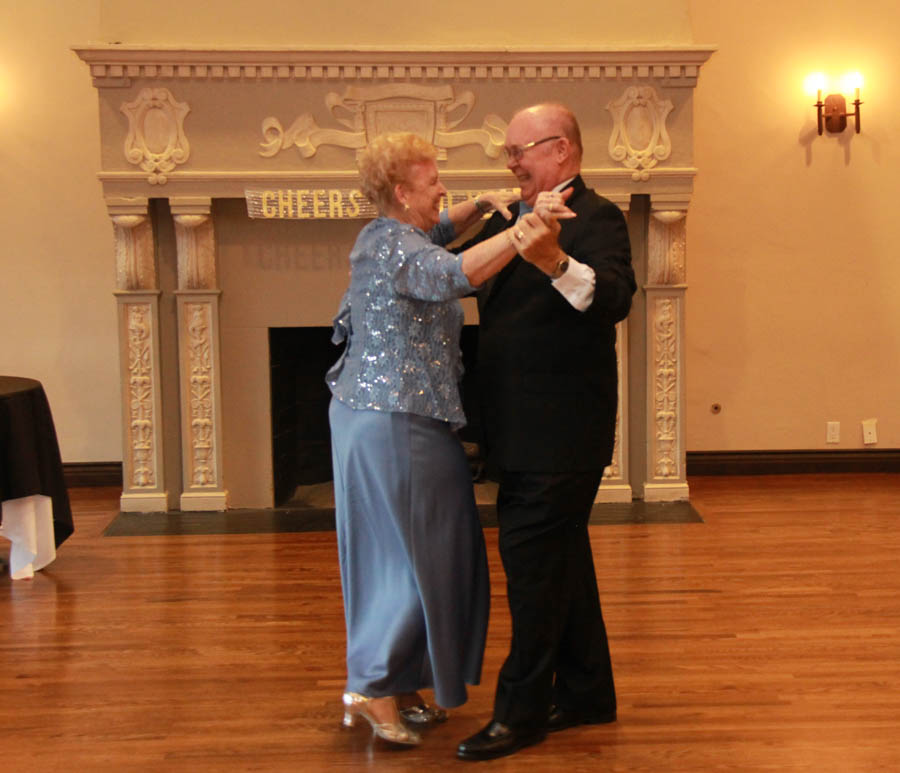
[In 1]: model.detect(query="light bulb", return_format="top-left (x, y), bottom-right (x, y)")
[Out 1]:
top-left (838, 71), bottom-right (864, 99)
top-left (804, 72), bottom-right (828, 100)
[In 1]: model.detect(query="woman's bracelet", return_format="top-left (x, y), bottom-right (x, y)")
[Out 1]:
top-left (474, 197), bottom-right (492, 214)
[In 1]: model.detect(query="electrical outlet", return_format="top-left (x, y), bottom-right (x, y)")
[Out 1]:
top-left (826, 421), bottom-right (840, 443)
top-left (862, 418), bottom-right (878, 445)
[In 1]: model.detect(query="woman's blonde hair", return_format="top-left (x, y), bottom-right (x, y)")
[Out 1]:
top-left (357, 132), bottom-right (438, 212)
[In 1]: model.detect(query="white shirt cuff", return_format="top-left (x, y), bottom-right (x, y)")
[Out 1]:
top-left (551, 256), bottom-right (595, 311)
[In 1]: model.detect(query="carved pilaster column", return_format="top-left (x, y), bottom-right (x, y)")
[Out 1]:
top-left (172, 198), bottom-right (227, 511)
top-left (109, 197), bottom-right (168, 512)
top-left (644, 203), bottom-right (689, 501)
top-left (596, 194), bottom-right (632, 503)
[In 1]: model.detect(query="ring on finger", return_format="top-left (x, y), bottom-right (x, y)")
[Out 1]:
top-left (516, 230), bottom-right (525, 239)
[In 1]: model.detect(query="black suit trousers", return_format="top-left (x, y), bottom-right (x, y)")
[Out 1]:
top-left (492, 469), bottom-right (616, 729)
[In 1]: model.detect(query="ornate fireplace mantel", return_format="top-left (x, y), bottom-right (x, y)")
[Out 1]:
top-left (75, 45), bottom-right (713, 511)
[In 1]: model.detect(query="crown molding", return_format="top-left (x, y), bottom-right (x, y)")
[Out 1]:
top-left (73, 45), bottom-right (716, 86)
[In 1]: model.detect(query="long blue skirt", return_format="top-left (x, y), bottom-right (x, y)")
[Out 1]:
top-left (329, 397), bottom-right (490, 709)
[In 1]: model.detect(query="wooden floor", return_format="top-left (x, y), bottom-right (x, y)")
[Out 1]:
top-left (2, 474), bottom-right (900, 772)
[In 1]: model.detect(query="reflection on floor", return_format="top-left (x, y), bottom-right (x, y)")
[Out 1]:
top-left (283, 480), bottom-right (501, 508)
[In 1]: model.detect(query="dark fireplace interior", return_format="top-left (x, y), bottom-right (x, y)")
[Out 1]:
top-left (269, 325), bottom-right (483, 507)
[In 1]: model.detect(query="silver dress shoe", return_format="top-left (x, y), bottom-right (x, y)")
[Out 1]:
top-left (342, 692), bottom-right (421, 745)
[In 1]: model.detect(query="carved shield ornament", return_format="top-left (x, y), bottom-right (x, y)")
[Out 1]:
top-left (121, 88), bottom-right (191, 184)
top-left (606, 86), bottom-right (673, 181)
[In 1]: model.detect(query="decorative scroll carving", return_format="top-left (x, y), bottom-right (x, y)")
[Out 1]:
top-left (174, 214), bottom-right (216, 289)
top-left (603, 321), bottom-right (625, 481)
top-left (607, 86), bottom-right (674, 182)
top-left (126, 303), bottom-right (156, 488)
top-left (260, 84), bottom-right (506, 160)
top-left (112, 214), bottom-right (155, 290)
top-left (121, 88), bottom-right (190, 184)
top-left (604, 426), bottom-right (621, 480)
top-left (184, 302), bottom-right (217, 487)
top-left (648, 211), bottom-right (687, 285)
top-left (652, 298), bottom-right (679, 479)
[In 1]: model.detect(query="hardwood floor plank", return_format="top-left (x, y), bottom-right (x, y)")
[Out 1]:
top-left (2, 475), bottom-right (900, 771)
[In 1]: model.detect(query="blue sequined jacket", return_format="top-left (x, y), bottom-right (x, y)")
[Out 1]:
top-left (326, 213), bottom-right (475, 429)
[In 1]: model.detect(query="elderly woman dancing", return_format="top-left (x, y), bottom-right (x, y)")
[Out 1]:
top-left (326, 132), bottom-right (534, 746)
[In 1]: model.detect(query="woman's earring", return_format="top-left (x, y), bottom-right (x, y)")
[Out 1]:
top-left (403, 203), bottom-right (410, 211)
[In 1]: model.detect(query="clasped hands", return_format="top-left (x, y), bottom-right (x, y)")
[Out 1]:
top-left (508, 188), bottom-right (576, 276)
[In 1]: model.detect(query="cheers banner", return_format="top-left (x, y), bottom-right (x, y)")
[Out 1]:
top-left (245, 188), bottom-right (499, 220)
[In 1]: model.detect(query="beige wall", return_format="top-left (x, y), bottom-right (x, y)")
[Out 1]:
top-left (687, 0), bottom-right (900, 450)
top-left (0, 0), bottom-right (120, 461)
top-left (2, 0), bottom-right (897, 464)
top-left (97, 0), bottom-right (693, 47)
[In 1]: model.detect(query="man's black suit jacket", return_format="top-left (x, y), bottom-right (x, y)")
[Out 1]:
top-left (461, 175), bottom-right (636, 473)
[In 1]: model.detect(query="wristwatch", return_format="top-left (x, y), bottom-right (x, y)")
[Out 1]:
top-left (550, 256), bottom-right (570, 280)
top-left (473, 197), bottom-right (491, 214)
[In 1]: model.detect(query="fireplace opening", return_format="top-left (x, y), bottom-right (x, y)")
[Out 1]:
top-left (269, 327), bottom-right (335, 507)
top-left (269, 325), bottom-right (484, 508)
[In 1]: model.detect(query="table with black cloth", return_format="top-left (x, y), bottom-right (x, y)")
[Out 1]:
top-left (0, 376), bottom-right (73, 579)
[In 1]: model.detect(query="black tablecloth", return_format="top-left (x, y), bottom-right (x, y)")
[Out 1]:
top-left (0, 376), bottom-right (74, 547)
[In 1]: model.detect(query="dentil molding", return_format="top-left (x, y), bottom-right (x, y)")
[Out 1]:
top-left (74, 46), bottom-right (716, 87)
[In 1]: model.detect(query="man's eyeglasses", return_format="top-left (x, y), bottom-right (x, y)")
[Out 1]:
top-left (502, 135), bottom-right (562, 162)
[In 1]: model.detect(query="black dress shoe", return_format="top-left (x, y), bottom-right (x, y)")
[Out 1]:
top-left (547, 705), bottom-right (617, 732)
top-left (457, 720), bottom-right (546, 761)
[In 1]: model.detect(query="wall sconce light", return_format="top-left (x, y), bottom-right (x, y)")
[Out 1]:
top-left (806, 72), bottom-right (863, 135)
